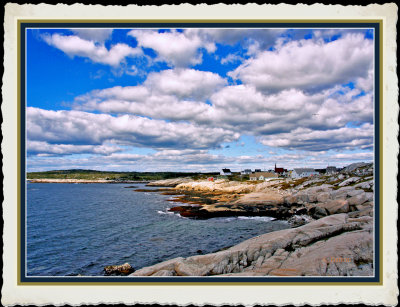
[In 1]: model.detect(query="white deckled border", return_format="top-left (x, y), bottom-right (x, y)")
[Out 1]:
top-left (2, 3), bottom-right (398, 306)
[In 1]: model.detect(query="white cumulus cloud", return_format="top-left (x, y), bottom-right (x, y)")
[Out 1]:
top-left (128, 29), bottom-right (211, 67)
top-left (70, 28), bottom-right (113, 43)
top-left (42, 33), bottom-right (142, 67)
top-left (27, 107), bottom-right (239, 150)
top-left (73, 68), bottom-right (225, 120)
top-left (27, 141), bottom-right (123, 156)
top-left (229, 33), bottom-right (374, 93)
top-left (259, 123), bottom-right (374, 152)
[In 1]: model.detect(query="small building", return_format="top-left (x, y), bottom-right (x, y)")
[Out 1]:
top-left (274, 163), bottom-right (288, 175)
top-left (326, 166), bottom-right (338, 174)
top-left (291, 168), bottom-right (319, 179)
top-left (220, 168), bottom-right (232, 176)
top-left (249, 172), bottom-right (278, 181)
top-left (241, 169), bottom-right (252, 175)
top-left (254, 169), bottom-right (262, 173)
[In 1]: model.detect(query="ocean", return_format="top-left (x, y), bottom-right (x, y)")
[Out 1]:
top-left (26, 182), bottom-right (290, 276)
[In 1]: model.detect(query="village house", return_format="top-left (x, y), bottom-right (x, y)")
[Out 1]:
top-left (240, 169), bottom-right (252, 175)
top-left (220, 168), bottom-right (232, 176)
top-left (274, 163), bottom-right (288, 175)
top-left (326, 166), bottom-right (338, 174)
top-left (290, 168), bottom-right (319, 179)
top-left (249, 172), bottom-right (278, 181)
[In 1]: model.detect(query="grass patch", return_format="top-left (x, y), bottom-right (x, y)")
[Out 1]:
top-left (312, 180), bottom-right (329, 187)
top-left (329, 179), bottom-right (343, 186)
top-left (279, 182), bottom-right (292, 190)
top-left (227, 174), bottom-right (250, 182)
top-left (278, 177), bottom-right (309, 190)
top-left (27, 169), bottom-right (219, 181)
top-left (168, 190), bottom-right (221, 205)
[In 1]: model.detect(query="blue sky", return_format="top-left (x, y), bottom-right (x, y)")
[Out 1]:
top-left (26, 27), bottom-right (375, 172)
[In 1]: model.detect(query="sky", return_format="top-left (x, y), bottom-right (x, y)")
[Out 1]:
top-left (26, 27), bottom-right (375, 172)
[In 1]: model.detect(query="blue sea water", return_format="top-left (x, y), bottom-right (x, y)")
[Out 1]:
top-left (26, 183), bottom-right (289, 276)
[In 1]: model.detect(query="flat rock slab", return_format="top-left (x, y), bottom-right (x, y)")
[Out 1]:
top-left (230, 191), bottom-right (284, 205)
top-left (131, 213), bottom-right (372, 277)
top-left (147, 178), bottom-right (193, 187)
top-left (318, 199), bottom-right (350, 215)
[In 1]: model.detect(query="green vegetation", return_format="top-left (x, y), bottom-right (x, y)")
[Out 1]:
top-left (279, 177), bottom-right (309, 190)
top-left (27, 169), bottom-right (219, 181)
top-left (170, 189), bottom-right (220, 205)
top-left (227, 174), bottom-right (249, 182)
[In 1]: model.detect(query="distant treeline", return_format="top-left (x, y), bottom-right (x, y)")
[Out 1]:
top-left (26, 169), bottom-right (220, 181)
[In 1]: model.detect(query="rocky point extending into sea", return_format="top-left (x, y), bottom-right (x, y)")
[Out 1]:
top-left (124, 162), bottom-right (374, 277)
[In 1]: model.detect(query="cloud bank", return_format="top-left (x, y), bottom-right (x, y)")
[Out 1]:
top-left (28, 28), bottom-right (375, 171)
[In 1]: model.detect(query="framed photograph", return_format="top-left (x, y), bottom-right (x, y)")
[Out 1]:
top-left (2, 3), bottom-right (398, 306)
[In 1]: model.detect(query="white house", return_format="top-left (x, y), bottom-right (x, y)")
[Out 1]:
top-left (249, 172), bottom-right (278, 181)
top-left (291, 168), bottom-right (319, 179)
top-left (241, 169), bottom-right (252, 175)
top-left (220, 168), bottom-right (232, 176)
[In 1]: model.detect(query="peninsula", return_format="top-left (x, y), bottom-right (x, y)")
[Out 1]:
top-left (28, 163), bottom-right (375, 276)
top-left (129, 162), bottom-right (374, 276)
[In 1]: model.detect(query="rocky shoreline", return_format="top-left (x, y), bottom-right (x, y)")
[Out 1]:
top-left (126, 162), bottom-right (374, 276)
top-left (130, 213), bottom-right (373, 276)
top-left (140, 164), bottom-right (373, 225)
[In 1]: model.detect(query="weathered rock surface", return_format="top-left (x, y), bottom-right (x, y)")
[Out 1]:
top-left (347, 193), bottom-right (369, 206)
top-left (318, 199), bottom-right (350, 215)
top-left (146, 177), bottom-right (193, 187)
top-left (280, 179), bottom-right (373, 220)
top-left (287, 215), bottom-right (314, 227)
top-left (104, 263), bottom-right (134, 276)
top-left (353, 180), bottom-right (373, 190)
top-left (151, 269), bottom-right (176, 276)
top-left (342, 162), bottom-right (373, 176)
top-left (169, 202), bottom-right (297, 219)
top-left (127, 163), bottom-right (375, 277)
top-left (229, 191), bottom-right (285, 206)
top-left (175, 179), bottom-right (256, 194)
top-left (338, 177), bottom-right (360, 187)
top-left (308, 206), bottom-right (329, 219)
top-left (161, 163), bottom-right (374, 222)
top-left (130, 214), bottom-right (373, 277)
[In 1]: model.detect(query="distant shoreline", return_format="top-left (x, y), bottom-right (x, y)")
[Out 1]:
top-left (27, 179), bottom-right (150, 184)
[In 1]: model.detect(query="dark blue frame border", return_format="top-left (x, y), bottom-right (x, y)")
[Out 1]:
top-left (19, 21), bottom-right (381, 284)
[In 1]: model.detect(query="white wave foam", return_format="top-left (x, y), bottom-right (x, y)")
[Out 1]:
top-left (157, 210), bottom-right (187, 219)
top-left (157, 210), bottom-right (174, 215)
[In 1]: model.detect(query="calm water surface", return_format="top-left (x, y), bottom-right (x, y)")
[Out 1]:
top-left (27, 183), bottom-right (289, 276)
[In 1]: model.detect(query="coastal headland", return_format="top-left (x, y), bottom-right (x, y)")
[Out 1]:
top-left (129, 162), bottom-right (374, 276)
top-left (28, 163), bottom-right (375, 276)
